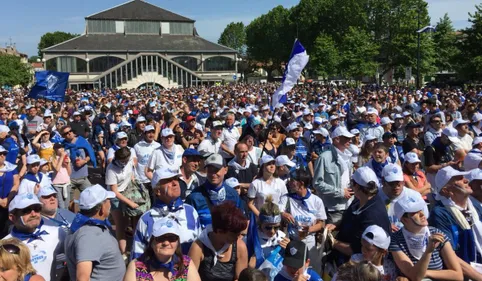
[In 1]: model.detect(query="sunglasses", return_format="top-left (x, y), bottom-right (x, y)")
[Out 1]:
top-left (62, 130), bottom-right (72, 136)
top-left (0, 244), bottom-right (20, 255)
top-left (263, 225), bottom-right (281, 231)
top-left (431, 120), bottom-right (441, 124)
top-left (115, 114), bottom-right (122, 117)
top-left (154, 234), bottom-right (179, 243)
top-left (0, 153), bottom-right (6, 157)
top-left (20, 205), bottom-right (42, 215)
top-left (41, 194), bottom-right (57, 199)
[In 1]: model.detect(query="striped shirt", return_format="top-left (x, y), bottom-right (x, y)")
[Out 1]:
top-left (389, 226), bottom-right (446, 270)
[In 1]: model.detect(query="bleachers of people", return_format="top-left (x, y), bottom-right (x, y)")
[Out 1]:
top-left (1, 84), bottom-right (482, 281)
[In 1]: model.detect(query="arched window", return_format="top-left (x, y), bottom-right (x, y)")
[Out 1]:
top-left (172, 56), bottom-right (198, 71)
top-left (204, 56), bottom-right (234, 71)
top-left (89, 56), bottom-right (125, 73)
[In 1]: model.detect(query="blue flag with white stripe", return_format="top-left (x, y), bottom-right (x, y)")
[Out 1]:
top-left (271, 39), bottom-right (309, 108)
top-left (28, 71), bottom-right (69, 102)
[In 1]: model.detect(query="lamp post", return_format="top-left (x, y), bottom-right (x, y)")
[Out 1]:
top-left (41, 58), bottom-right (46, 70)
top-left (86, 58), bottom-right (90, 80)
top-left (416, 25), bottom-right (436, 89)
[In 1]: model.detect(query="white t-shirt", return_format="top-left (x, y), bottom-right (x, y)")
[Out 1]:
top-left (248, 178), bottom-right (288, 210)
top-left (465, 149), bottom-right (482, 171)
top-left (105, 158), bottom-right (135, 192)
top-left (221, 128), bottom-right (240, 159)
top-left (107, 146), bottom-right (137, 162)
top-left (197, 137), bottom-right (222, 154)
top-left (248, 147), bottom-right (262, 166)
top-left (279, 193), bottom-right (327, 249)
top-left (4, 224), bottom-right (66, 281)
top-left (18, 173), bottom-right (51, 195)
top-left (134, 140), bottom-right (161, 183)
top-left (147, 144), bottom-right (184, 172)
top-left (459, 134), bottom-right (473, 152)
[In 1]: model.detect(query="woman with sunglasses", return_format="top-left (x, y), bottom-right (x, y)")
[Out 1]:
top-left (248, 155), bottom-right (288, 217)
top-left (124, 217), bottom-right (201, 281)
top-left (248, 196), bottom-right (290, 270)
top-left (0, 238), bottom-right (45, 281)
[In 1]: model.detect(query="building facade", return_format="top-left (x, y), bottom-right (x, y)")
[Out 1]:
top-left (42, 0), bottom-right (238, 90)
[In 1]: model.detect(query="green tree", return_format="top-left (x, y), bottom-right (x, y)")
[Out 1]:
top-left (28, 56), bottom-right (40, 63)
top-left (433, 14), bottom-right (459, 72)
top-left (338, 27), bottom-right (379, 81)
top-left (246, 5), bottom-right (294, 80)
top-left (38, 31), bottom-right (79, 57)
top-left (218, 22), bottom-right (246, 55)
top-left (0, 55), bottom-right (32, 87)
top-left (310, 33), bottom-right (340, 78)
top-left (456, 4), bottom-right (482, 81)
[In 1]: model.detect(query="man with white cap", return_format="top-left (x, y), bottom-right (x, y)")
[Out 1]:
top-left (453, 119), bottom-right (473, 152)
top-left (197, 119), bottom-right (223, 155)
top-left (313, 127), bottom-right (354, 225)
top-left (279, 122), bottom-right (310, 165)
top-left (424, 127), bottom-right (465, 188)
top-left (360, 108), bottom-right (384, 142)
top-left (146, 128), bottom-right (184, 177)
top-left (275, 155), bottom-right (296, 183)
top-left (18, 154), bottom-right (51, 194)
top-left (389, 192), bottom-right (462, 281)
top-left (127, 116), bottom-right (147, 147)
top-left (464, 136), bottom-right (482, 171)
top-left (132, 167), bottom-right (200, 259)
top-left (38, 185), bottom-right (75, 229)
top-left (65, 184), bottom-right (125, 281)
top-left (185, 154), bottom-right (243, 228)
top-left (70, 110), bottom-right (89, 137)
top-left (429, 166), bottom-right (482, 279)
top-left (134, 124), bottom-right (161, 197)
top-left (379, 163), bottom-right (426, 231)
top-left (220, 113), bottom-right (241, 162)
top-left (4, 193), bottom-right (67, 281)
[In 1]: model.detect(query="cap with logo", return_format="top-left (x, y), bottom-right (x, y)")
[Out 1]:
top-left (382, 163), bottom-right (404, 182)
top-left (212, 121), bottom-right (224, 129)
top-left (353, 167), bottom-right (379, 187)
top-left (225, 177), bottom-right (240, 189)
top-left (393, 192), bottom-right (428, 220)
top-left (205, 154), bottom-right (225, 169)
top-left (161, 128), bottom-right (175, 137)
top-left (27, 154), bottom-right (41, 165)
top-left (350, 129), bottom-right (360, 135)
top-left (151, 167), bottom-right (181, 188)
top-left (37, 185), bottom-right (58, 198)
top-left (404, 152), bottom-right (421, 164)
top-left (116, 131), bottom-right (128, 141)
top-left (144, 125), bottom-right (155, 132)
top-left (151, 217), bottom-right (180, 238)
top-left (362, 225), bottom-right (390, 250)
top-left (275, 155), bottom-right (296, 167)
top-left (9, 193), bottom-right (42, 213)
top-left (285, 137), bottom-right (296, 146)
top-left (79, 184), bottom-right (116, 210)
top-left (283, 240), bottom-right (308, 269)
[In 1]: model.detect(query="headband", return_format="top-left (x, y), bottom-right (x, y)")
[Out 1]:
top-left (259, 214), bottom-right (282, 224)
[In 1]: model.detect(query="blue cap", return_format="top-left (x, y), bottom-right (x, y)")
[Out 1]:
top-left (183, 148), bottom-right (200, 157)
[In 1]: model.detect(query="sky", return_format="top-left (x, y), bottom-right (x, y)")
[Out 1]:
top-left (0, 0), bottom-right (479, 57)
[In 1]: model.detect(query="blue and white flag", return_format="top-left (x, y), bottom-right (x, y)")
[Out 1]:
top-left (271, 39), bottom-right (309, 108)
top-left (28, 71), bottom-right (69, 102)
top-left (417, 25), bottom-right (436, 33)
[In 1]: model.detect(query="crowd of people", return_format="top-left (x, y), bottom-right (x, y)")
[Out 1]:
top-left (1, 83), bottom-right (482, 281)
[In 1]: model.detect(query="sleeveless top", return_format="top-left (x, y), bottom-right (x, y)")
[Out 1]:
top-left (39, 145), bottom-right (55, 171)
top-left (135, 255), bottom-right (191, 281)
top-left (198, 242), bottom-right (237, 281)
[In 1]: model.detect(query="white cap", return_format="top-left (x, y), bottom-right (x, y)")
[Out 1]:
top-left (453, 119), bottom-right (469, 128)
top-left (467, 169), bottom-right (482, 182)
top-left (473, 113), bottom-right (482, 122)
top-left (43, 113), bottom-right (53, 118)
top-left (402, 111), bottom-right (411, 117)
top-left (225, 177), bottom-right (240, 189)
top-left (474, 137), bottom-right (482, 146)
top-left (262, 105), bottom-right (270, 111)
top-left (73, 111), bottom-right (81, 116)
top-left (442, 127), bottom-right (460, 144)
top-left (144, 125), bottom-right (155, 132)
top-left (136, 116), bottom-right (146, 123)
top-left (37, 185), bottom-right (57, 198)
top-left (204, 154), bottom-right (225, 169)
top-left (275, 155), bottom-right (296, 167)
top-left (286, 137), bottom-right (296, 146)
top-left (9, 193), bottom-right (42, 213)
top-left (350, 129), bottom-right (360, 135)
top-left (382, 163), bottom-right (404, 182)
top-left (212, 121), bottom-right (224, 128)
top-left (331, 126), bottom-right (354, 139)
top-left (120, 120), bottom-right (131, 128)
top-left (329, 115), bottom-right (339, 121)
top-left (393, 192), bottom-right (428, 220)
top-left (363, 134), bottom-right (377, 142)
top-left (151, 217), bottom-right (180, 238)
top-left (303, 109), bottom-right (313, 116)
top-left (313, 128), bottom-right (329, 137)
top-left (435, 166), bottom-right (469, 194)
top-left (0, 125), bottom-right (10, 134)
top-left (79, 184), bottom-right (115, 210)
top-left (314, 117), bottom-right (323, 124)
top-left (366, 108), bottom-right (379, 116)
top-left (39, 159), bottom-right (49, 167)
top-left (394, 114), bottom-right (403, 119)
top-left (0, 146), bottom-right (6, 153)
top-left (151, 167), bottom-right (181, 188)
top-left (161, 128), bottom-right (175, 137)
top-left (286, 122), bottom-right (300, 132)
top-left (259, 154), bottom-right (275, 166)
top-left (362, 225), bottom-right (390, 250)
top-left (116, 131), bottom-right (128, 140)
top-left (380, 117), bottom-right (394, 126)
top-left (27, 154), bottom-right (41, 165)
top-left (353, 167), bottom-right (379, 187)
top-left (404, 152), bottom-right (421, 164)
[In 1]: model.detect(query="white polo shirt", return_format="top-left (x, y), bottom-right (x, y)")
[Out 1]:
top-left (197, 137), bottom-right (222, 154)
top-left (147, 144), bottom-right (184, 172)
top-left (220, 127), bottom-right (240, 159)
top-left (4, 224), bottom-right (66, 281)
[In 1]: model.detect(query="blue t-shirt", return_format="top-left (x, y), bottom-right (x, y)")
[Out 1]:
top-left (274, 268), bottom-right (323, 281)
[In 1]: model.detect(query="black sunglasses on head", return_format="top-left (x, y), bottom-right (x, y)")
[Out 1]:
top-left (0, 244), bottom-right (20, 255)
